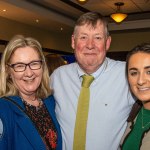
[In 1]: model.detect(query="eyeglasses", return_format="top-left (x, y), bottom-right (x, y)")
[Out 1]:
top-left (8, 60), bottom-right (43, 72)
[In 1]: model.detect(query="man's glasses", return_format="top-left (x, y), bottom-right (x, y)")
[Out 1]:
top-left (8, 60), bottom-right (43, 72)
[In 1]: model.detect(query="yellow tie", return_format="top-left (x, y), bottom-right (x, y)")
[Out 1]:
top-left (73, 75), bottom-right (94, 150)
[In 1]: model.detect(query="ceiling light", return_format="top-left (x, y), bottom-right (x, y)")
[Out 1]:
top-left (110, 2), bottom-right (127, 23)
top-left (35, 19), bottom-right (39, 23)
top-left (76, 0), bottom-right (88, 5)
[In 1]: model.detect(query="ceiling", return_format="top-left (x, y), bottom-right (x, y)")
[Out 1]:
top-left (0, 0), bottom-right (150, 34)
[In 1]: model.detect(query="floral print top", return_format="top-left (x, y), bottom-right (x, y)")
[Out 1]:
top-left (23, 100), bottom-right (57, 150)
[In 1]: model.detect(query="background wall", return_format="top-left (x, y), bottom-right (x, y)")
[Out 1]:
top-left (0, 16), bottom-right (150, 56)
top-left (0, 16), bottom-right (72, 53)
top-left (110, 29), bottom-right (150, 52)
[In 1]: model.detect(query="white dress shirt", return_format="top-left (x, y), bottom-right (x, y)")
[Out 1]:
top-left (50, 58), bottom-right (135, 150)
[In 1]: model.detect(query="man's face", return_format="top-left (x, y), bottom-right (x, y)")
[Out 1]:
top-left (72, 21), bottom-right (111, 74)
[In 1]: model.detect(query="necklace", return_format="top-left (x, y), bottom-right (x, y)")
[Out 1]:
top-left (141, 107), bottom-right (150, 129)
top-left (21, 96), bottom-right (43, 107)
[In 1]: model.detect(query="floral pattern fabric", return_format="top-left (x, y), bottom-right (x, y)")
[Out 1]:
top-left (24, 100), bottom-right (57, 150)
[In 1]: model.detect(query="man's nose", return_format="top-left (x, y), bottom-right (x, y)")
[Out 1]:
top-left (86, 38), bottom-right (94, 50)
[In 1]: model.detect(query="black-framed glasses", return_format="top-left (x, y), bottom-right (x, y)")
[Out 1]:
top-left (8, 60), bottom-right (43, 72)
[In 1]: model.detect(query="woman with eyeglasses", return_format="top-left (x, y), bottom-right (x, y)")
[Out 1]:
top-left (0, 35), bottom-right (62, 150)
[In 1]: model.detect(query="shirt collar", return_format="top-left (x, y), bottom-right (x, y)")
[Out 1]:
top-left (76, 58), bottom-right (108, 80)
top-left (92, 58), bottom-right (108, 79)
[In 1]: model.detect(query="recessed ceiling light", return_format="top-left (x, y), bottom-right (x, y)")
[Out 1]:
top-left (60, 27), bottom-right (63, 31)
top-left (76, 0), bottom-right (88, 4)
top-left (3, 9), bottom-right (6, 12)
top-left (35, 19), bottom-right (39, 23)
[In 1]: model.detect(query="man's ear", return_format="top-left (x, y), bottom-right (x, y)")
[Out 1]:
top-left (106, 36), bottom-right (111, 51)
top-left (71, 35), bottom-right (75, 50)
